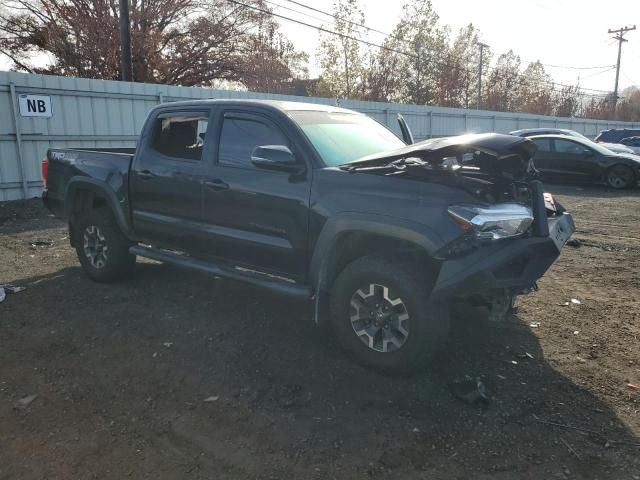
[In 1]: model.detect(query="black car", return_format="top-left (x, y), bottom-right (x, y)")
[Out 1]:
top-left (595, 128), bottom-right (640, 144)
top-left (529, 134), bottom-right (640, 189)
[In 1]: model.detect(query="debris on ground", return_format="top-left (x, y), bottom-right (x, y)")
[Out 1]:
top-left (0, 284), bottom-right (26, 294)
top-left (626, 383), bottom-right (640, 392)
top-left (573, 330), bottom-right (580, 335)
top-left (566, 239), bottom-right (582, 248)
top-left (17, 394), bottom-right (38, 408)
top-left (204, 395), bottom-right (220, 402)
top-left (529, 321), bottom-right (541, 328)
top-left (162, 342), bottom-right (173, 348)
top-left (450, 376), bottom-right (489, 407)
top-left (571, 299), bottom-right (581, 305)
top-left (29, 240), bottom-right (53, 249)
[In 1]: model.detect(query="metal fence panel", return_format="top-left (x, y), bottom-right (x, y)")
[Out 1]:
top-left (1, 70), bottom-right (639, 200)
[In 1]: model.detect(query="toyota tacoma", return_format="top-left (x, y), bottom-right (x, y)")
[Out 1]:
top-left (42, 100), bottom-right (575, 372)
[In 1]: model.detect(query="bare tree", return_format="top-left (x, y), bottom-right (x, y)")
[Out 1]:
top-left (315, 0), bottom-right (368, 100)
top-left (0, 0), bottom-right (308, 88)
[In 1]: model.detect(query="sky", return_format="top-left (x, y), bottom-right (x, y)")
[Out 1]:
top-left (0, 0), bottom-right (638, 96)
top-left (275, 0), bottom-right (640, 95)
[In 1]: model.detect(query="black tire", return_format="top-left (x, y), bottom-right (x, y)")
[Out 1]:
top-left (329, 255), bottom-right (449, 373)
top-left (73, 207), bottom-right (136, 282)
top-left (606, 164), bottom-right (635, 189)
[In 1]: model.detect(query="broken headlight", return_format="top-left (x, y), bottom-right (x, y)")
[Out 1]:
top-left (448, 203), bottom-right (534, 241)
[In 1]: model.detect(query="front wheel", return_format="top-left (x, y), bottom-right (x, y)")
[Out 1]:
top-left (73, 207), bottom-right (136, 282)
top-left (330, 255), bottom-right (449, 373)
top-left (606, 164), bottom-right (635, 189)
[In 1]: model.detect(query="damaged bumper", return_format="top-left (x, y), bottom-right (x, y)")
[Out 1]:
top-left (431, 213), bottom-right (575, 299)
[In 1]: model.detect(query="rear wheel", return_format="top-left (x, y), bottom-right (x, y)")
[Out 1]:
top-left (330, 255), bottom-right (449, 373)
top-left (606, 164), bottom-right (635, 189)
top-left (73, 207), bottom-right (136, 282)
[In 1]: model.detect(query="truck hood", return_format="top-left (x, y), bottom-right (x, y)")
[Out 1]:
top-left (348, 133), bottom-right (537, 166)
top-left (341, 133), bottom-right (539, 204)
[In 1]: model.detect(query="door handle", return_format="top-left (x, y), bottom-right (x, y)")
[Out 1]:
top-left (137, 170), bottom-right (156, 180)
top-left (204, 179), bottom-right (229, 191)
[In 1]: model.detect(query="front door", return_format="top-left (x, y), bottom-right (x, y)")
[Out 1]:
top-left (201, 110), bottom-right (311, 281)
top-left (551, 138), bottom-right (599, 181)
top-left (130, 109), bottom-right (213, 251)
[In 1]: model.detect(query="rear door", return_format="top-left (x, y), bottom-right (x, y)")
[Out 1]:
top-left (130, 109), bottom-right (213, 250)
top-left (200, 110), bottom-right (312, 281)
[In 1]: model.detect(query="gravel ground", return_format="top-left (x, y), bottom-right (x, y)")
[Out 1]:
top-left (0, 184), bottom-right (639, 480)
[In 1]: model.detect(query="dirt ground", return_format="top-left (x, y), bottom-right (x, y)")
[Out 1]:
top-left (1, 184), bottom-right (639, 480)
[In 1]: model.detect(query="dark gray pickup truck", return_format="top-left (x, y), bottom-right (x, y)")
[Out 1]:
top-left (43, 99), bottom-right (575, 372)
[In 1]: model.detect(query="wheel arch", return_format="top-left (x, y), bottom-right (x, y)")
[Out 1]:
top-left (65, 177), bottom-right (135, 245)
top-left (309, 213), bottom-right (443, 324)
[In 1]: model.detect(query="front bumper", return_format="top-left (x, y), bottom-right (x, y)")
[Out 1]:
top-left (431, 213), bottom-right (575, 299)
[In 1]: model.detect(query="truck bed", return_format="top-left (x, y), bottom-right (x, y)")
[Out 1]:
top-left (43, 147), bottom-right (135, 219)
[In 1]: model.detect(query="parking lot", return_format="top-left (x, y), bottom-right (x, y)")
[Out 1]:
top-left (1, 184), bottom-right (639, 479)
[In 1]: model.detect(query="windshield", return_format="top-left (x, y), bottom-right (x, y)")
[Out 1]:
top-left (289, 111), bottom-right (406, 166)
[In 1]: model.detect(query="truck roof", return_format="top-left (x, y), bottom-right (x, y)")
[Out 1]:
top-left (154, 98), bottom-right (360, 115)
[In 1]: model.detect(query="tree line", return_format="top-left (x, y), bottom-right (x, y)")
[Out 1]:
top-left (1, 0), bottom-right (638, 121)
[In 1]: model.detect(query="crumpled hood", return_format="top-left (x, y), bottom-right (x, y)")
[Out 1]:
top-left (350, 133), bottom-right (537, 166)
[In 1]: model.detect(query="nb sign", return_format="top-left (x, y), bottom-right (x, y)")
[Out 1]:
top-left (18, 94), bottom-right (52, 117)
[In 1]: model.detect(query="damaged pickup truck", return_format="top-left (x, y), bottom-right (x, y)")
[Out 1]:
top-left (42, 100), bottom-right (575, 372)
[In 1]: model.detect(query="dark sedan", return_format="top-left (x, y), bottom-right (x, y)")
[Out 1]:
top-left (528, 135), bottom-right (640, 189)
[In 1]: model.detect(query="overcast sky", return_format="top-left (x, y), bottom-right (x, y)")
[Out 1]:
top-left (1, 0), bottom-right (638, 95)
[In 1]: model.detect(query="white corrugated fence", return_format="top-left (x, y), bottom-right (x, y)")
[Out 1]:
top-left (1, 70), bottom-right (639, 200)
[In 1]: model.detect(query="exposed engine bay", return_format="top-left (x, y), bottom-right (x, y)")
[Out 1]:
top-left (342, 133), bottom-right (542, 205)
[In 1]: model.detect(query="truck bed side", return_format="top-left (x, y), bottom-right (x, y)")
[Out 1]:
top-left (44, 148), bottom-right (136, 239)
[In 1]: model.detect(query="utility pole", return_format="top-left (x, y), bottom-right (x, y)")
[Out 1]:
top-left (608, 25), bottom-right (635, 100)
top-left (477, 42), bottom-right (488, 110)
top-left (119, 0), bottom-right (133, 82)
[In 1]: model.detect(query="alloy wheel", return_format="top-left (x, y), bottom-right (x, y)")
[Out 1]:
top-left (607, 166), bottom-right (633, 189)
top-left (83, 225), bottom-right (109, 269)
top-left (349, 283), bottom-right (410, 353)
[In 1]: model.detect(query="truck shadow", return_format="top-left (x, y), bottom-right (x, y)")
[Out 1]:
top-left (2, 264), bottom-right (638, 478)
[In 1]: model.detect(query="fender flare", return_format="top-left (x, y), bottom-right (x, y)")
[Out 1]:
top-left (64, 176), bottom-right (136, 240)
top-left (309, 212), bottom-right (443, 292)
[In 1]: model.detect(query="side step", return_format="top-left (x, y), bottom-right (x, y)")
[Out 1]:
top-left (130, 245), bottom-right (312, 299)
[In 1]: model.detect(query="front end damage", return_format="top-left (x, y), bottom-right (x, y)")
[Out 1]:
top-left (345, 133), bottom-right (576, 320)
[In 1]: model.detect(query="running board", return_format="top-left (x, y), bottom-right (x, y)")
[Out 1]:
top-left (129, 245), bottom-right (312, 299)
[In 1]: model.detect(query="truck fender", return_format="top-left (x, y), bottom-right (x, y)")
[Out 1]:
top-left (309, 212), bottom-right (443, 325)
top-left (64, 177), bottom-right (136, 240)
top-left (309, 212), bottom-right (443, 292)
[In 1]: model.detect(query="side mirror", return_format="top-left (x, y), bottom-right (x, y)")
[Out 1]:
top-left (251, 145), bottom-right (300, 172)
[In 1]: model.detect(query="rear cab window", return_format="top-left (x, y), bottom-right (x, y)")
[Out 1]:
top-left (151, 112), bottom-right (209, 161)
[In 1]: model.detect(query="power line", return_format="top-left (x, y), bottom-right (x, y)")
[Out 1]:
top-left (235, 0), bottom-right (611, 98)
top-left (279, 0), bottom-right (614, 74)
top-left (280, 0), bottom-right (390, 38)
top-left (227, 0), bottom-right (419, 59)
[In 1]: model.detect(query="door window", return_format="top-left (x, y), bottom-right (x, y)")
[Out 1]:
top-left (151, 114), bottom-right (209, 161)
top-left (532, 138), bottom-right (552, 152)
top-left (218, 116), bottom-right (288, 169)
top-left (554, 139), bottom-right (587, 155)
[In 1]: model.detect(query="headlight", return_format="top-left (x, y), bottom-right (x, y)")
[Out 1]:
top-left (448, 203), bottom-right (534, 241)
